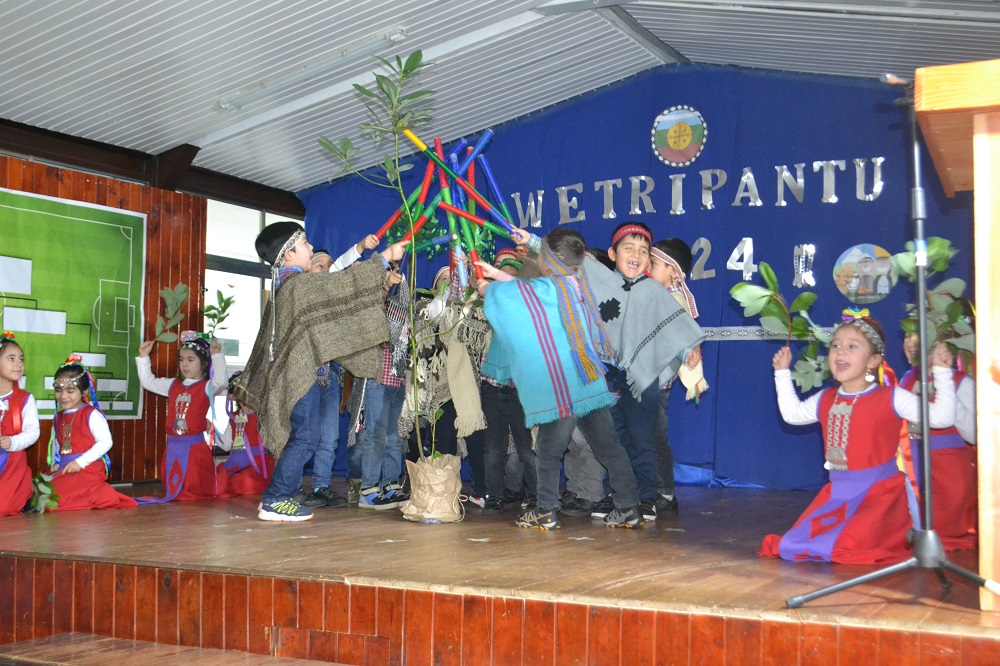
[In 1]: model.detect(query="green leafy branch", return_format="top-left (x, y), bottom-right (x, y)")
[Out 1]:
top-left (893, 237), bottom-right (975, 365)
top-left (153, 282), bottom-right (189, 344)
top-left (730, 261), bottom-right (830, 390)
top-left (29, 472), bottom-right (59, 513)
top-left (203, 289), bottom-right (235, 339)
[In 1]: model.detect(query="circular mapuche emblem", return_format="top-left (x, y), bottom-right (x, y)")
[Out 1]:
top-left (651, 106), bottom-right (707, 167)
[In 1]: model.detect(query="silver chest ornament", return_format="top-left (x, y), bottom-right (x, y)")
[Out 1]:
top-left (233, 414), bottom-right (248, 450)
top-left (173, 392), bottom-right (192, 435)
top-left (824, 396), bottom-right (860, 472)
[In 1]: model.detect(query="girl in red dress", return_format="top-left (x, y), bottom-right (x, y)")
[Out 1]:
top-left (216, 371), bottom-right (275, 497)
top-left (136, 332), bottom-right (227, 502)
top-left (47, 356), bottom-right (137, 510)
top-left (760, 313), bottom-right (957, 564)
top-left (0, 332), bottom-right (38, 516)
top-left (899, 333), bottom-right (977, 550)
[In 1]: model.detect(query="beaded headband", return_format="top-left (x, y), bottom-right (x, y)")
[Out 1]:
top-left (650, 247), bottom-right (699, 319)
top-left (54, 354), bottom-right (87, 389)
top-left (839, 308), bottom-right (884, 354)
top-left (432, 265), bottom-right (451, 289)
top-left (274, 230), bottom-right (305, 268)
top-left (611, 224), bottom-right (652, 247)
top-left (179, 330), bottom-right (212, 360)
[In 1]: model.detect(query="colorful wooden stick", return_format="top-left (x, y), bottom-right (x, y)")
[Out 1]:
top-left (375, 186), bottom-right (422, 239)
top-left (437, 201), bottom-right (511, 239)
top-left (476, 154), bottom-right (514, 222)
top-left (402, 129), bottom-right (516, 234)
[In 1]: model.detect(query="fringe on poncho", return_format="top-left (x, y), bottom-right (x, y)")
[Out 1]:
top-left (237, 256), bottom-right (389, 459)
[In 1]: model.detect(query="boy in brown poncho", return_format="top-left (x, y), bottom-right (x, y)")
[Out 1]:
top-left (237, 221), bottom-right (406, 521)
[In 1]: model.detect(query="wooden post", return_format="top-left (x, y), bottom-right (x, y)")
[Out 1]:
top-left (973, 111), bottom-right (1000, 611)
top-left (916, 59), bottom-right (1000, 611)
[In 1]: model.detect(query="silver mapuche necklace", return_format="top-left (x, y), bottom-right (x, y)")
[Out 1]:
top-left (824, 386), bottom-right (872, 471)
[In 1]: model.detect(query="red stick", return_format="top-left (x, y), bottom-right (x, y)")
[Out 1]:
top-left (375, 160), bottom-right (436, 239)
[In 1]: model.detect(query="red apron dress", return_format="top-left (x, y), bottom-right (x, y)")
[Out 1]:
top-left (0, 387), bottom-right (33, 516)
top-left (138, 379), bottom-right (218, 503)
top-left (216, 412), bottom-right (274, 496)
top-left (48, 406), bottom-right (137, 511)
top-left (759, 386), bottom-right (914, 564)
top-left (899, 369), bottom-right (976, 550)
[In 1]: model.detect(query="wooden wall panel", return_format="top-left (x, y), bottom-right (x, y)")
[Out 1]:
top-left (0, 155), bottom-right (207, 483)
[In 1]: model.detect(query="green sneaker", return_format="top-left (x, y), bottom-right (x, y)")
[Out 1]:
top-left (258, 498), bottom-right (313, 522)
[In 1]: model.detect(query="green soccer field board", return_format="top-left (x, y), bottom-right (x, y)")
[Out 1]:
top-left (0, 187), bottom-right (146, 419)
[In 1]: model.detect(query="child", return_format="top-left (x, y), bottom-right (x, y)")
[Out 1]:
top-left (236, 221), bottom-right (406, 521)
top-left (216, 371), bottom-right (275, 497)
top-left (136, 332), bottom-right (227, 502)
top-left (762, 312), bottom-right (957, 564)
top-left (479, 249), bottom-right (536, 515)
top-left (46, 355), bottom-right (137, 510)
top-left (299, 241), bottom-right (377, 509)
top-left (899, 332), bottom-right (977, 550)
top-left (477, 228), bottom-right (642, 530)
top-left (0, 332), bottom-right (38, 516)
top-left (646, 238), bottom-right (709, 513)
top-left (356, 263), bottom-right (410, 509)
top-left (583, 222), bottom-right (703, 522)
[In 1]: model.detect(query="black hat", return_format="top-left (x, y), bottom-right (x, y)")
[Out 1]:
top-left (255, 221), bottom-right (305, 266)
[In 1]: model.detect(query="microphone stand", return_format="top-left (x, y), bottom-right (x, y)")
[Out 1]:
top-left (786, 78), bottom-right (1000, 608)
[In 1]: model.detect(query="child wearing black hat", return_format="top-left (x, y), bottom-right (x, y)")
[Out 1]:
top-left (236, 221), bottom-right (405, 521)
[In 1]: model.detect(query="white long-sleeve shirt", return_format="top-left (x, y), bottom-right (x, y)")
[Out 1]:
top-left (329, 246), bottom-right (361, 272)
top-left (57, 406), bottom-right (113, 469)
top-left (774, 366), bottom-right (956, 428)
top-left (135, 353), bottom-right (228, 397)
top-left (1, 390), bottom-right (39, 452)
top-left (955, 375), bottom-right (976, 444)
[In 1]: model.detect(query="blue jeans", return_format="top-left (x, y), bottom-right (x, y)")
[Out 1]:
top-left (534, 408), bottom-right (637, 512)
top-left (310, 373), bottom-right (342, 490)
top-left (359, 380), bottom-right (406, 489)
top-left (606, 367), bottom-right (660, 502)
top-left (262, 380), bottom-right (322, 504)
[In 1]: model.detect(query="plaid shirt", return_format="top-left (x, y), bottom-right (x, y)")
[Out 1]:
top-left (380, 343), bottom-right (403, 388)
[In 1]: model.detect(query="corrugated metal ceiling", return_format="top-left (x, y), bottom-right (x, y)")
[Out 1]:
top-left (1, 0), bottom-right (998, 193)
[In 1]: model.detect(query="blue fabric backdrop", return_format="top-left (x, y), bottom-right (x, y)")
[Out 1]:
top-left (299, 63), bottom-right (974, 491)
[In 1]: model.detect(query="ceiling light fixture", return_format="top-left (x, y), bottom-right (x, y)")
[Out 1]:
top-left (217, 28), bottom-right (407, 111)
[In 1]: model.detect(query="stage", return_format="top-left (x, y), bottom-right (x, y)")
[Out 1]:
top-left (1, 486), bottom-right (998, 664)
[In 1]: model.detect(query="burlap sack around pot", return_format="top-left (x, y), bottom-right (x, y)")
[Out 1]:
top-left (401, 454), bottom-right (464, 523)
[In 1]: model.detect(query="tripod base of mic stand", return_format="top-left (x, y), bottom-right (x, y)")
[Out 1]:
top-left (786, 529), bottom-right (998, 609)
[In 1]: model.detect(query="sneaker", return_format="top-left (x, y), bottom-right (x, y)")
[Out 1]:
top-left (482, 496), bottom-right (503, 516)
top-left (639, 499), bottom-right (657, 521)
top-left (559, 491), bottom-right (578, 508)
top-left (466, 495), bottom-right (486, 508)
top-left (515, 507), bottom-right (560, 530)
top-left (294, 489), bottom-right (326, 509)
top-left (656, 493), bottom-right (679, 513)
top-left (313, 487), bottom-right (349, 508)
top-left (590, 496), bottom-right (615, 519)
top-left (382, 482), bottom-right (409, 505)
top-left (358, 486), bottom-right (400, 510)
top-left (520, 495), bottom-right (537, 511)
top-left (346, 479), bottom-right (362, 506)
top-left (258, 499), bottom-right (314, 522)
top-left (560, 496), bottom-right (596, 517)
top-left (603, 505), bottom-right (644, 528)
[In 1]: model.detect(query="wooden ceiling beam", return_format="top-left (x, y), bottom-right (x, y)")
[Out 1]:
top-left (0, 119), bottom-right (303, 218)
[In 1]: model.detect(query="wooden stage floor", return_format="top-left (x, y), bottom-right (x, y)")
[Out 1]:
top-left (2, 485), bottom-right (997, 638)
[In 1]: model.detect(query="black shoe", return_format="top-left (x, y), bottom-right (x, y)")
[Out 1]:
top-left (639, 499), bottom-right (657, 521)
top-left (590, 496), bottom-right (614, 519)
top-left (604, 505), bottom-right (645, 528)
top-left (655, 493), bottom-right (679, 513)
top-left (516, 507), bottom-right (560, 530)
top-left (560, 496), bottom-right (596, 517)
top-left (294, 489), bottom-right (326, 508)
top-left (520, 495), bottom-right (537, 511)
top-left (559, 491), bottom-right (578, 508)
top-left (482, 496), bottom-right (503, 515)
top-left (313, 486), bottom-right (348, 508)
top-left (501, 488), bottom-right (524, 508)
